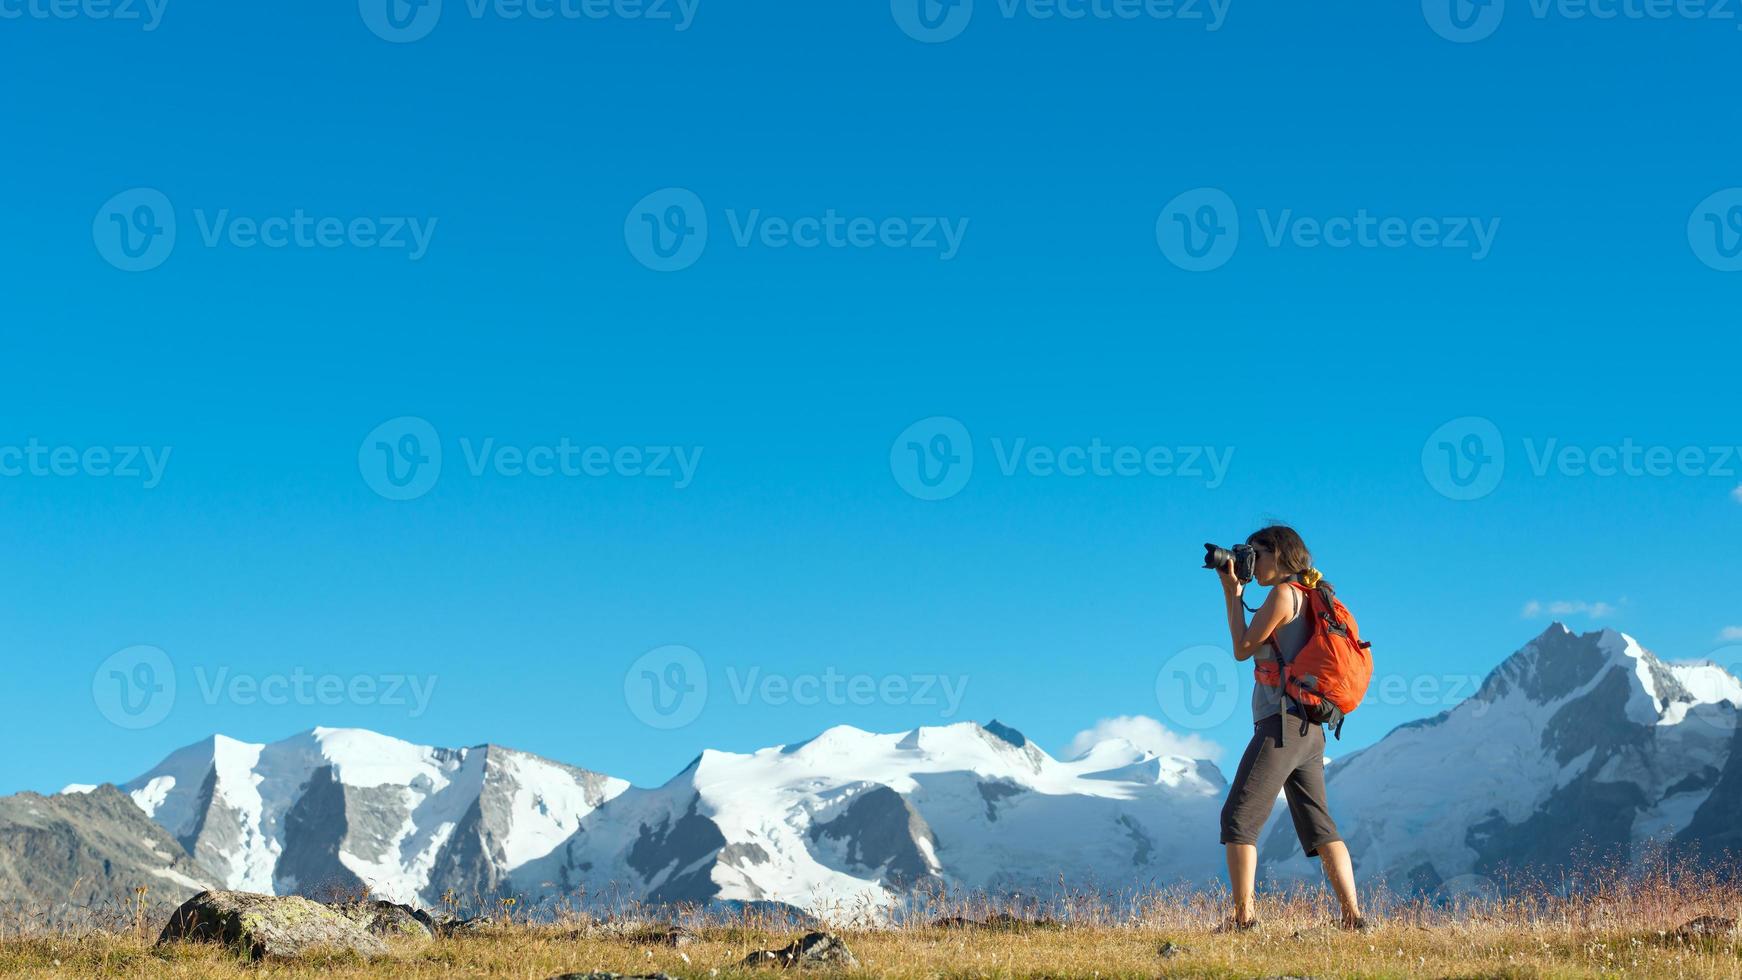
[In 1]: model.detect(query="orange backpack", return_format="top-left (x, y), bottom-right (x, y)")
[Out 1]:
top-left (1257, 582), bottom-right (1373, 740)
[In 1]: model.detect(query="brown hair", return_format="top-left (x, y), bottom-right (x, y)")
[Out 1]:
top-left (1246, 524), bottom-right (1333, 592)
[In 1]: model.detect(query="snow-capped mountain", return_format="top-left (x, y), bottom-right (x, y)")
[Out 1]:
top-left (106, 720), bottom-right (1226, 915)
top-left (1260, 624), bottom-right (1742, 894)
top-left (26, 622), bottom-right (1733, 920)
top-left (120, 728), bottom-right (628, 905)
top-left (513, 719), bottom-right (1227, 916)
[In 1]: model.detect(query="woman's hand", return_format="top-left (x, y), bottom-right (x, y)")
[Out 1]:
top-left (1217, 558), bottom-right (1242, 596)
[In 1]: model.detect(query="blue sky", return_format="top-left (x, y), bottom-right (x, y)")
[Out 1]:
top-left (2, 0), bottom-right (1740, 794)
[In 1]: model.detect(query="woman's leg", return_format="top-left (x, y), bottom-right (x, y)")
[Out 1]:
top-left (1316, 840), bottom-right (1362, 925)
top-left (1224, 842), bottom-right (1259, 923)
top-left (1280, 724), bottom-right (1361, 924)
top-left (1219, 716), bottom-right (1289, 924)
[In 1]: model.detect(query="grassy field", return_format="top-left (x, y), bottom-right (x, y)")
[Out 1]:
top-left (3, 861), bottom-right (1739, 978)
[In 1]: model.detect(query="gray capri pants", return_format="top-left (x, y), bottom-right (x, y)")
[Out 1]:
top-left (1219, 709), bottom-right (1343, 858)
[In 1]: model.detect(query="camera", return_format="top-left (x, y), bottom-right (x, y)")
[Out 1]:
top-left (1203, 542), bottom-right (1257, 584)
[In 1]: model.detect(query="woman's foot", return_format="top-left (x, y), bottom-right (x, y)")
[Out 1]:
top-left (1212, 915), bottom-right (1260, 933)
top-left (1339, 914), bottom-right (1371, 932)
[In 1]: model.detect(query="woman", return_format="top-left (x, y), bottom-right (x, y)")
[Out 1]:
top-left (1213, 525), bottom-right (1366, 932)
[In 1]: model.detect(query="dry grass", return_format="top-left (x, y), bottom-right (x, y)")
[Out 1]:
top-left (3, 852), bottom-right (1740, 978)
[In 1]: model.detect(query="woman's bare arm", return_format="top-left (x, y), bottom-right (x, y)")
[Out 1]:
top-left (1219, 562), bottom-right (1289, 661)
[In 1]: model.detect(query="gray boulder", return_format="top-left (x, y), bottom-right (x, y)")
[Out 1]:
top-left (741, 930), bottom-right (858, 968)
top-left (157, 890), bottom-right (389, 959)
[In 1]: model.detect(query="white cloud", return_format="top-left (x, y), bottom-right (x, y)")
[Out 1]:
top-left (1522, 599), bottom-right (1618, 619)
top-left (1719, 626), bottom-right (1742, 642)
top-left (1064, 715), bottom-right (1222, 763)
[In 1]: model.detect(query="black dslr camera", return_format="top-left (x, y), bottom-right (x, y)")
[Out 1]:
top-left (1203, 542), bottom-right (1257, 584)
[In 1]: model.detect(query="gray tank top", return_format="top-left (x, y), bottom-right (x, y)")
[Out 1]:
top-left (1252, 581), bottom-right (1310, 723)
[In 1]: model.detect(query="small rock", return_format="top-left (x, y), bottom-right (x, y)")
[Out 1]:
top-left (1675, 915), bottom-right (1737, 939)
top-left (424, 911), bottom-right (492, 937)
top-left (633, 926), bottom-right (698, 948)
top-left (157, 890), bottom-right (388, 960)
top-left (741, 930), bottom-right (858, 968)
top-left (331, 899), bottom-right (435, 941)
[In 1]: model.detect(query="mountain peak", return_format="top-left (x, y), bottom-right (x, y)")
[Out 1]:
top-left (983, 719), bottom-right (1027, 748)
